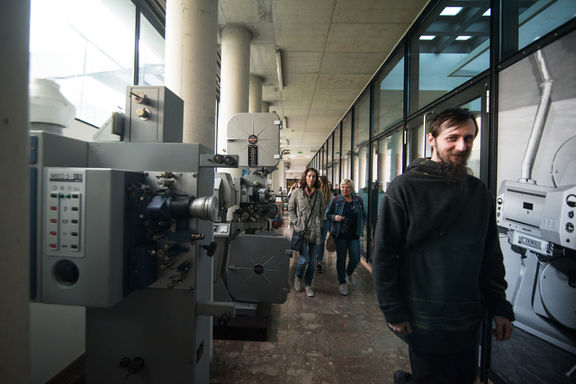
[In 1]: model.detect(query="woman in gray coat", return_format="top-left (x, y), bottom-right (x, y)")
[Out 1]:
top-left (288, 168), bottom-right (326, 297)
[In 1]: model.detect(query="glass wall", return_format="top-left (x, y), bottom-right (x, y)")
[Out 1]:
top-left (30, 0), bottom-right (166, 127)
top-left (139, 15), bottom-right (165, 86)
top-left (308, 1), bottom-right (575, 273)
top-left (410, 0), bottom-right (491, 113)
top-left (326, 135), bottom-right (332, 181)
top-left (368, 127), bottom-right (404, 260)
top-left (353, 90), bottom-right (370, 190)
top-left (374, 54), bottom-right (404, 136)
top-left (502, 0), bottom-right (576, 59)
top-left (30, 0), bottom-right (137, 126)
top-left (333, 125), bottom-right (341, 187)
top-left (341, 113), bottom-right (352, 184)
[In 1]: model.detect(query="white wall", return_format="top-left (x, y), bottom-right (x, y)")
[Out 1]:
top-left (30, 304), bottom-right (85, 383)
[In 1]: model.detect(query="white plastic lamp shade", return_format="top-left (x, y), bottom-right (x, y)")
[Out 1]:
top-left (29, 78), bottom-right (76, 127)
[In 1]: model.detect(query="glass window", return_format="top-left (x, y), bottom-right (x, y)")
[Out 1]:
top-left (30, 0), bottom-right (136, 127)
top-left (326, 136), bottom-right (332, 170)
top-left (353, 90), bottom-right (370, 187)
top-left (333, 125), bottom-right (341, 186)
top-left (341, 113), bottom-right (352, 182)
top-left (354, 91), bottom-right (370, 150)
top-left (503, 0), bottom-right (576, 58)
top-left (355, 145), bottom-right (369, 259)
top-left (374, 54), bottom-right (404, 136)
top-left (368, 127), bottom-right (404, 261)
top-left (375, 128), bottom-right (404, 192)
top-left (410, 0), bottom-right (490, 113)
top-left (139, 15), bottom-right (165, 86)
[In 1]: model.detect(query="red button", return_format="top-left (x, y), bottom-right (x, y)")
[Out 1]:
top-left (49, 244), bottom-right (57, 248)
top-left (50, 219), bottom-right (57, 223)
top-left (50, 231), bottom-right (57, 236)
top-left (50, 206), bottom-right (57, 210)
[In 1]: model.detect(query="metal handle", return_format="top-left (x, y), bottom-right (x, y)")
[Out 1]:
top-left (423, 111), bottom-right (434, 157)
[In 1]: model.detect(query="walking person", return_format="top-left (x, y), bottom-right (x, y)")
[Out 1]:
top-left (372, 108), bottom-right (514, 384)
top-left (325, 179), bottom-right (366, 296)
top-left (288, 168), bottom-right (326, 297)
top-left (316, 175), bottom-right (334, 274)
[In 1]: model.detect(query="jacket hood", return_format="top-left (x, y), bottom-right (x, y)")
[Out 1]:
top-left (406, 157), bottom-right (443, 174)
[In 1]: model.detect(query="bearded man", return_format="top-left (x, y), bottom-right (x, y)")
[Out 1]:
top-left (372, 108), bottom-right (514, 384)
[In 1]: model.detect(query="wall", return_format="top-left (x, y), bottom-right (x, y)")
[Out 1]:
top-left (0, 1), bottom-right (31, 383)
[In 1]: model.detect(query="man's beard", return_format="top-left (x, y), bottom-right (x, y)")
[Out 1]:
top-left (437, 150), bottom-right (470, 180)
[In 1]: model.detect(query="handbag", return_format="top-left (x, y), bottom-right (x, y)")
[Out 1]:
top-left (325, 232), bottom-right (336, 252)
top-left (290, 193), bottom-right (318, 251)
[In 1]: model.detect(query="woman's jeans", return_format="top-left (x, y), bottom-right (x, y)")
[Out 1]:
top-left (316, 220), bottom-right (330, 263)
top-left (334, 238), bottom-right (360, 284)
top-left (296, 242), bottom-right (317, 286)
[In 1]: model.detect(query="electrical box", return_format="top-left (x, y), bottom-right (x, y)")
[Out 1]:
top-left (42, 167), bottom-right (143, 307)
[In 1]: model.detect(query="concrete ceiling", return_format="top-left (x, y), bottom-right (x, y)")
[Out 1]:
top-left (218, 0), bottom-right (430, 161)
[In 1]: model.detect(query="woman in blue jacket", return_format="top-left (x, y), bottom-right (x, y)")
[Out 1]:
top-left (325, 179), bottom-right (366, 296)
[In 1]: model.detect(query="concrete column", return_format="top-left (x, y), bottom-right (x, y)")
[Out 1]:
top-left (249, 75), bottom-right (263, 113)
top-left (0, 1), bottom-right (30, 383)
top-left (261, 102), bottom-right (271, 112)
top-left (217, 24), bottom-right (252, 156)
top-left (165, 0), bottom-right (218, 150)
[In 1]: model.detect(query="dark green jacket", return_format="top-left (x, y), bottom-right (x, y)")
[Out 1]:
top-left (372, 158), bottom-right (514, 353)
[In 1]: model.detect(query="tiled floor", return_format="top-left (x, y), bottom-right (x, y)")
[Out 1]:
top-left (210, 223), bottom-right (411, 384)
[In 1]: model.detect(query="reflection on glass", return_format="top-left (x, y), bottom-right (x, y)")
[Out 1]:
top-left (333, 126), bottom-right (341, 186)
top-left (139, 16), bottom-right (165, 86)
top-left (30, 0), bottom-right (136, 127)
top-left (518, 0), bottom-right (576, 52)
top-left (408, 123), bottom-right (426, 163)
top-left (342, 113), bottom-right (352, 181)
top-left (355, 146), bottom-right (369, 192)
top-left (411, 0), bottom-right (490, 112)
top-left (376, 129), bottom-right (404, 191)
top-left (374, 57), bottom-right (404, 136)
top-left (354, 91), bottom-right (370, 150)
top-left (327, 136), bottom-right (332, 166)
top-left (459, 99), bottom-right (482, 177)
top-left (354, 146), bottom-right (369, 259)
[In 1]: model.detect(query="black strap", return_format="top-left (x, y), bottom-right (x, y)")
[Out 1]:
top-left (303, 192), bottom-right (318, 230)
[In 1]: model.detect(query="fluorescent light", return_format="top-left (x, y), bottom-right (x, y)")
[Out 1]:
top-left (456, 35), bottom-right (472, 41)
top-left (276, 49), bottom-right (284, 90)
top-left (419, 35), bottom-right (436, 40)
top-left (483, 9), bottom-right (491, 16)
top-left (440, 6), bottom-right (463, 16)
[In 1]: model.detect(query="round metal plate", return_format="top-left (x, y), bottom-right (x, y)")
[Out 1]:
top-left (539, 258), bottom-right (576, 329)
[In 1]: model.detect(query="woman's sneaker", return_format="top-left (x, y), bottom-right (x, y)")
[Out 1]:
top-left (339, 284), bottom-right (348, 296)
top-left (305, 286), bottom-right (315, 297)
top-left (294, 276), bottom-right (303, 292)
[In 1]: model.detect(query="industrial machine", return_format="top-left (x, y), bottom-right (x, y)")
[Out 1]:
top-left (212, 113), bottom-right (291, 325)
top-left (30, 85), bottom-right (239, 383)
top-left (495, 50), bottom-right (576, 365)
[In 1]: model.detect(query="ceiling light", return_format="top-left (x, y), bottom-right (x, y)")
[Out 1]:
top-left (440, 6), bottom-right (463, 16)
top-left (420, 35), bottom-right (436, 40)
top-left (456, 35), bottom-right (472, 40)
top-left (483, 9), bottom-right (491, 16)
